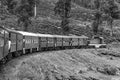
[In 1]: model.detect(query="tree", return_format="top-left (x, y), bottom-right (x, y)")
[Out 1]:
top-left (104, 0), bottom-right (120, 36)
top-left (92, 0), bottom-right (102, 35)
top-left (92, 12), bottom-right (102, 35)
top-left (54, 0), bottom-right (72, 34)
top-left (0, 0), bottom-right (9, 19)
top-left (27, 0), bottom-right (39, 17)
top-left (91, 0), bottom-right (120, 36)
top-left (4, 0), bottom-right (37, 31)
top-left (16, 0), bottom-right (33, 31)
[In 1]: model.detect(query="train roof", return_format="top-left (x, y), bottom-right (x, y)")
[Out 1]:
top-left (79, 35), bottom-right (88, 38)
top-left (68, 35), bottom-right (88, 39)
top-left (1, 27), bottom-right (53, 37)
top-left (17, 31), bottom-right (55, 37)
top-left (54, 35), bottom-right (71, 38)
top-left (0, 26), bottom-right (88, 38)
top-left (37, 33), bottom-right (54, 37)
top-left (54, 34), bottom-right (88, 39)
top-left (17, 31), bottom-right (38, 36)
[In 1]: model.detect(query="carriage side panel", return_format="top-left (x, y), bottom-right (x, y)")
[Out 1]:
top-left (56, 38), bottom-right (62, 47)
top-left (0, 35), bottom-right (4, 60)
top-left (41, 37), bottom-right (47, 48)
top-left (10, 33), bottom-right (16, 52)
top-left (25, 36), bottom-right (32, 49)
top-left (72, 38), bottom-right (78, 46)
top-left (31, 36), bottom-right (39, 49)
top-left (17, 34), bottom-right (23, 51)
top-left (47, 37), bottom-right (54, 48)
top-left (63, 38), bottom-right (70, 47)
top-left (4, 32), bottom-right (9, 57)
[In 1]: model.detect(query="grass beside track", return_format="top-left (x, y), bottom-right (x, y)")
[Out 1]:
top-left (0, 49), bottom-right (120, 80)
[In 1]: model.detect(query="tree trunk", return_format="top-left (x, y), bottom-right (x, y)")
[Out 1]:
top-left (61, 0), bottom-right (70, 34)
top-left (24, 22), bottom-right (28, 31)
top-left (92, 20), bottom-right (99, 35)
top-left (34, 3), bottom-right (37, 18)
top-left (61, 17), bottom-right (69, 34)
top-left (110, 21), bottom-right (113, 36)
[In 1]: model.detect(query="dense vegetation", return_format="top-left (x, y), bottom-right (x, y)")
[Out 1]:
top-left (0, 0), bottom-right (120, 38)
top-left (54, 0), bottom-right (71, 34)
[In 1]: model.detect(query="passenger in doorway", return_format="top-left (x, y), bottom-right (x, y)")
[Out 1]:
top-left (8, 40), bottom-right (11, 51)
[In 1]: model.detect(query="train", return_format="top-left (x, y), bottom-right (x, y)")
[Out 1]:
top-left (0, 26), bottom-right (107, 64)
top-left (0, 26), bottom-right (89, 63)
top-left (88, 36), bottom-right (107, 48)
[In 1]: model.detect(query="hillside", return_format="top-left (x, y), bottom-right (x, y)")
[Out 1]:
top-left (0, 0), bottom-right (95, 34)
top-left (0, 0), bottom-right (120, 37)
top-left (1, 49), bottom-right (120, 80)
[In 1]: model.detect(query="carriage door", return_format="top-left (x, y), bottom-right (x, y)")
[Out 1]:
top-left (0, 28), bottom-right (9, 60)
top-left (0, 30), bottom-right (4, 60)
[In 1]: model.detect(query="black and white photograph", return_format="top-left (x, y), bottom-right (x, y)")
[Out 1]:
top-left (0, 0), bottom-right (120, 80)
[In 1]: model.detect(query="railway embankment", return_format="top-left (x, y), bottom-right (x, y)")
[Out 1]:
top-left (1, 49), bottom-right (120, 80)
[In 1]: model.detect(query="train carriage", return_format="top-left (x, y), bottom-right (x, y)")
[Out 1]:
top-left (79, 35), bottom-right (88, 47)
top-left (56, 37), bottom-right (63, 47)
top-left (71, 37), bottom-right (79, 47)
top-left (47, 37), bottom-right (55, 48)
top-left (41, 37), bottom-right (47, 48)
top-left (62, 36), bottom-right (71, 48)
top-left (54, 35), bottom-right (70, 49)
top-left (45, 34), bottom-right (55, 49)
top-left (37, 34), bottom-right (54, 50)
top-left (55, 35), bottom-right (64, 48)
top-left (0, 26), bottom-right (90, 64)
top-left (16, 34), bottom-right (23, 51)
top-left (3, 32), bottom-right (9, 58)
top-left (32, 36), bottom-right (39, 51)
top-left (69, 35), bottom-right (88, 48)
top-left (10, 33), bottom-right (17, 52)
top-left (0, 27), bottom-right (10, 61)
top-left (88, 36), bottom-right (106, 48)
top-left (0, 34), bottom-right (3, 60)
top-left (17, 31), bottom-right (39, 53)
top-left (4, 29), bottom-right (23, 57)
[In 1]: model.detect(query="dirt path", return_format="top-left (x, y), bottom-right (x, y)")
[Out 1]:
top-left (0, 49), bottom-right (120, 80)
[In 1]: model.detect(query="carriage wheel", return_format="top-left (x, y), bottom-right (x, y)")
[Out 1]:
top-left (0, 57), bottom-right (7, 64)
top-left (6, 53), bottom-right (13, 61)
top-left (13, 52), bottom-right (20, 57)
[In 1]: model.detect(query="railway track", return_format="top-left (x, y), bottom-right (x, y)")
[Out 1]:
top-left (0, 46), bottom-right (106, 67)
top-left (0, 26), bottom-right (106, 68)
top-left (0, 47), bottom-right (81, 65)
top-left (1, 48), bottom-right (119, 80)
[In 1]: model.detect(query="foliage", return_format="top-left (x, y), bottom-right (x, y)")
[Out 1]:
top-left (102, 0), bottom-right (120, 36)
top-left (101, 0), bottom-right (120, 20)
top-left (92, 0), bottom-right (102, 35)
top-left (91, 0), bottom-right (120, 36)
top-left (3, 0), bottom-right (36, 31)
top-left (0, 1), bottom-right (9, 17)
top-left (1, 0), bottom-right (120, 37)
top-left (54, 0), bottom-right (72, 33)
